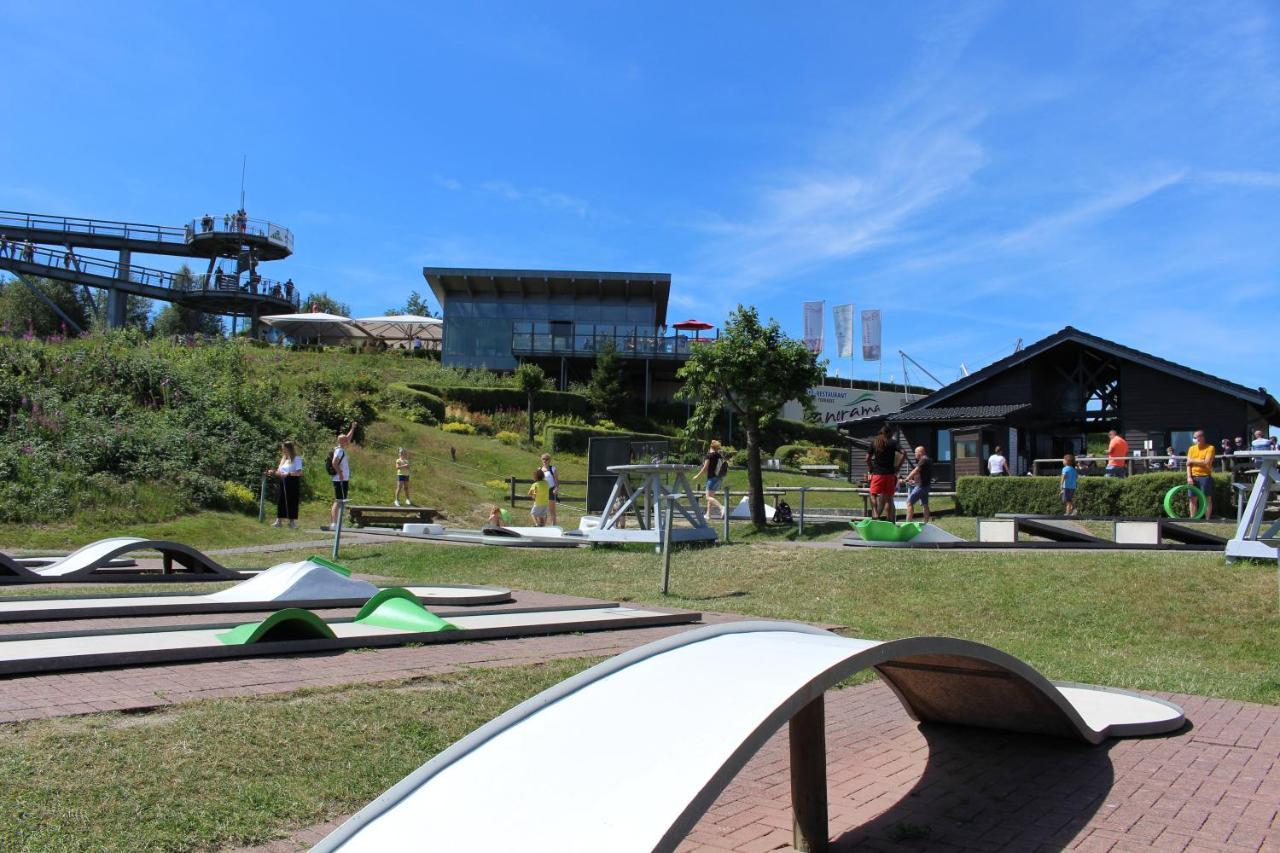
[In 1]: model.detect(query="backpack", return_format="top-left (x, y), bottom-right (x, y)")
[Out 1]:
top-left (715, 454), bottom-right (730, 479)
top-left (775, 500), bottom-right (793, 524)
top-left (325, 448), bottom-right (342, 476)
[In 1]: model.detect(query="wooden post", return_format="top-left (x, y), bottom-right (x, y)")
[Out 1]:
top-left (723, 486), bottom-right (730, 543)
top-left (509, 476), bottom-right (516, 507)
top-left (790, 694), bottom-right (828, 852)
top-left (660, 497), bottom-right (675, 594)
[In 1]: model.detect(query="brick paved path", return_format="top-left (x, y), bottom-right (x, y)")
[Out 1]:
top-left (243, 682), bottom-right (1279, 853)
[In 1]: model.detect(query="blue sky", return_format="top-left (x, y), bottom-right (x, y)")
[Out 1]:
top-left (3, 1), bottom-right (1279, 391)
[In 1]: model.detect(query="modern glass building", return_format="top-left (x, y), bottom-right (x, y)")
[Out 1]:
top-left (424, 267), bottom-right (704, 406)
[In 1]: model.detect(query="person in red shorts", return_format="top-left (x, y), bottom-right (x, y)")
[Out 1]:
top-left (866, 424), bottom-right (907, 521)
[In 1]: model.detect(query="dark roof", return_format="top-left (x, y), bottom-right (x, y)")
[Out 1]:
top-left (423, 267), bottom-right (672, 327)
top-left (901, 326), bottom-right (1280, 416)
top-left (888, 404), bottom-right (1032, 423)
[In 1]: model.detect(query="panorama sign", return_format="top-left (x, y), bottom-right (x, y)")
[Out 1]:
top-left (781, 385), bottom-right (913, 426)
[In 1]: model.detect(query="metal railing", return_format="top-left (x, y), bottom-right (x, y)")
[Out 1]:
top-left (511, 322), bottom-right (717, 360)
top-left (186, 215), bottom-right (294, 251)
top-left (0, 242), bottom-right (300, 308)
top-left (0, 209), bottom-right (293, 253)
top-left (1029, 454), bottom-right (1243, 476)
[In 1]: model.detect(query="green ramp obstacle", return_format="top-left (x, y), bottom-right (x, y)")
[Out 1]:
top-left (306, 556), bottom-right (353, 577)
top-left (355, 588), bottom-right (457, 632)
top-left (1163, 484), bottom-right (1207, 520)
top-left (852, 519), bottom-right (925, 542)
top-left (217, 607), bottom-right (337, 645)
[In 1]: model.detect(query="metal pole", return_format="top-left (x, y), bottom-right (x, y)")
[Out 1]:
top-left (331, 499), bottom-right (347, 560)
top-left (723, 486), bottom-right (730, 542)
top-left (258, 475), bottom-right (268, 523)
top-left (799, 487), bottom-right (807, 536)
top-left (660, 497), bottom-right (675, 594)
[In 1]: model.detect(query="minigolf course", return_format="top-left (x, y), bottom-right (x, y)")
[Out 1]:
top-left (315, 622), bottom-right (1184, 852)
top-left (0, 537), bottom-right (248, 584)
top-left (0, 591), bottom-right (699, 675)
top-left (0, 557), bottom-right (512, 622)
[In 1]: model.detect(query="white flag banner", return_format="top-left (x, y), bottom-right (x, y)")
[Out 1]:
top-left (802, 300), bottom-right (824, 354)
top-left (833, 304), bottom-right (854, 358)
top-left (861, 309), bottom-right (881, 361)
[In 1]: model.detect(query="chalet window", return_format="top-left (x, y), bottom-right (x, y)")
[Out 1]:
top-left (936, 429), bottom-right (953, 461)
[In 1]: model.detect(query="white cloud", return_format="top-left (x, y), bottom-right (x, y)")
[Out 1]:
top-left (997, 170), bottom-right (1187, 249)
top-left (1199, 170), bottom-right (1280, 189)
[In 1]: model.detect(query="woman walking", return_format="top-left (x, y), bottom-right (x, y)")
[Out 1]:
top-left (866, 425), bottom-right (906, 522)
top-left (268, 440), bottom-right (303, 528)
top-left (693, 439), bottom-right (727, 520)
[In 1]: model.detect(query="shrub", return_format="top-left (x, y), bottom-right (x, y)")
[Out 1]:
top-left (408, 383), bottom-right (592, 419)
top-left (496, 431), bottom-right (522, 446)
top-left (760, 418), bottom-right (842, 450)
top-left (775, 444), bottom-right (814, 465)
top-left (385, 383), bottom-right (444, 424)
top-left (217, 481), bottom-right (258, 514)
top-left (442, 422), bottom-right (477, 435)
top-left (955, 472), bottom-right (1232, 517)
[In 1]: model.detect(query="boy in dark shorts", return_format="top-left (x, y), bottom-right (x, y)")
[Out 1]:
top-left (904, 446), bottom-right (933, 523)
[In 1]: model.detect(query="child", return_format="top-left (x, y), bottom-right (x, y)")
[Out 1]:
top-left (527, 468), bottom-right (550, 527)
top-left (487, 505), bottom-right (506, 528)
top-left (1060, 453), bottom-right (1078, 516)
top-left (394, 447), bottom-right (412, 507)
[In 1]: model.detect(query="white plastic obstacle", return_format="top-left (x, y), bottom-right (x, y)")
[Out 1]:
top-left (1227, 450), bottom-right (1280, 562)
top-left (589, 463), bottom-right (718, 544)
top-left (0, 537), bottom-right (242, 584)
top-left (315, 622), bottom-right (1184, 853)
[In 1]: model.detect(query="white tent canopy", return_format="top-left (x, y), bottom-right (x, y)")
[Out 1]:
top-left (353, 314), bottom-right (442, 343)
top-left (259, 312), bottom-right (369, 344)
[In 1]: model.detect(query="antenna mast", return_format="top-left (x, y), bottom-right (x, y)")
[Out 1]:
top-left (239, 155), bottom-right (247, 211)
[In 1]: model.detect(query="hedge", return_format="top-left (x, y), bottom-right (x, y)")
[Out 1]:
top-left (955, 472), bottom-right (1232, 518)
top-left (762, 419), bottom-right (842, 452)
top-left (774, 444), bottom-right (850, 468)
top-left (386, 383), bottom-right (445, 423)
top-left (543, 423), bottom-right (684, 455)
top-left (408, 383), bottom-right (592, 418)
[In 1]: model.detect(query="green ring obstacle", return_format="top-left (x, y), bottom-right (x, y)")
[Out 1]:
top-left (1163, 484), bottom-right (1207, 520)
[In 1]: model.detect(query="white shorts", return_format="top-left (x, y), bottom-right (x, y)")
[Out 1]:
top-left (531, 505), bottom-right (549, 518)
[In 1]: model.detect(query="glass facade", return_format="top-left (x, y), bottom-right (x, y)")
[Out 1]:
top-left (442, 296), bottom-right (658, 369)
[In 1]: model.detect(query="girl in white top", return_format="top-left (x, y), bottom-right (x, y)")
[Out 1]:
top-left (987, 447), bottom-right (1009, 476)
top-left (269, 440), bottom-right (304, 528)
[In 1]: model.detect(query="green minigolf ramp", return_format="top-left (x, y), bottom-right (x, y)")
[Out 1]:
top-left (217, 607), bottom-right (338, 645)
top-left (305, 555), bottom-right (353, 576)
top-left (852, 518), bottom-right (925, 542)
top-left (355, 588), bottom-right (457, 633)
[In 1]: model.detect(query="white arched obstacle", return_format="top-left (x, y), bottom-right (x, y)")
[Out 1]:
top-left (0, 537), bottom-right (244, 584)
top-left (316, 622), bottom-right (1184, 853)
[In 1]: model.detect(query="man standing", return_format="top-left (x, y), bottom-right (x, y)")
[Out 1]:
top-left (326, 421), bottom-right (358, 530)
top-left (1251, 430), bottom-right (1271, 451)
top-left (1105, 430), bottom-right (1129, 478)
top-left (1185, 430), bottom-right (1215, 520)
top-left (904, 446), bottom-right (933, 523)
top-left (987, 446), bottom-right (1009, 476)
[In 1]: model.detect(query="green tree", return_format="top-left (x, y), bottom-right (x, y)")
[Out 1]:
top-left (586, 340), bottom-right (627, 421)
top-left (0, 275), bottom-right (91, 336)
top-left (514, 362), bottom-right (547, 445)
top-left (86, 292), bottom-right (151, 333)
top-left (676, 305), bottom-right (824, 527)
top-left (302, 291), bottom-right (351, 316)
top-left (386, 290), bottom-right (438, 317)
top-left (152, 266), bottom-right (224, 337)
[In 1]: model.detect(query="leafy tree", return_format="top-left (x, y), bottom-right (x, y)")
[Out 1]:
top-left (302, 291), bottom-right (351, 316)
top-left (586, 340), bottom-right (627, 421)
top-left (386, 290), bottom-right (438, 317)
top-left (0, 275), bottom-right (91, 337)
top-left (514, 362), bottom-right (547, 445)
top-left (152, 266), bottom-right (224, 338)
top-left (676, 305), bottom-right (824, 527)
top-left (86, 291), bottom-right (151, 333)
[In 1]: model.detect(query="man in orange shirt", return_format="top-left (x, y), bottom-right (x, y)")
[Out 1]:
top-left (1104, 429), bottom-right (1130, 478)
top-left (1185, 429), bottom-right (1216, 520)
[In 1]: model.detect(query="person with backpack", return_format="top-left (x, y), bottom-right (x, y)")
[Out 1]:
top-left (539, 453), bottom-right (559, 526)
top-left (693, 439), bottom-right (729, 520)
top-left (324, 421), bottom-right (358, 530)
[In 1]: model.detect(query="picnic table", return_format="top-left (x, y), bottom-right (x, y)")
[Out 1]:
top-left (799, 464), bottom-right (841, 478)
top-left (345, 505), bottom-right (445, 529)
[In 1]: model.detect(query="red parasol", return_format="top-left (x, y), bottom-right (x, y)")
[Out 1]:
top-left (673, 318), bottom-right (715, 342)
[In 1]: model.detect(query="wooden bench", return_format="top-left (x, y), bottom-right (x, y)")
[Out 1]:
top-left (799, 464), bottom-right (841, 478)
top-left (345, 505), bottom-right (445, 529)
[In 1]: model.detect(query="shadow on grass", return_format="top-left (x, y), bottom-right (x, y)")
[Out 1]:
top-left (733, 521), bottom-right (851, 542)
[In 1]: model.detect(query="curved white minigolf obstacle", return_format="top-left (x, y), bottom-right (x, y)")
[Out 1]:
top-left (0, 560), bottom-right (513, 621)
top-left (0, 537), bottom-right (243, 584)
top-left (316, 622), bottom-right (1185, 853)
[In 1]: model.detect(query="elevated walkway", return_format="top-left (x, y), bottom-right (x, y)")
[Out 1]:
top-left (0, 210), bottom-right (292, 260)
top-left (0, 243), bottom-right (298, 316)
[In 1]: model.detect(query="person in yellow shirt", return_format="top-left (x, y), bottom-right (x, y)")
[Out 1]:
top-left (1185, 430), bottom-right (1215, 519)
top-left (527, 468), bottom-right (551, 527)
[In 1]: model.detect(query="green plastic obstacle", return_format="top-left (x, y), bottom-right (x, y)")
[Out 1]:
top-left (217, 608), bottom-right (337, 645)
top-left (1163, 484), bottom-right (1207, 520)
top-left (852, 518), bottom-right (925, 542)
top-left (354, 588), bottom-right (457, 633)
top-left (306, 555), bottom-right (352, 577)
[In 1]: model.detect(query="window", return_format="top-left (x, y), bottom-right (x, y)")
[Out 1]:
top-left (1169, 430), bottom-right (1194, 455)
top-left (955, 439), bottom-right (979, 459)
top-left (936, 429), bottom-right (952, 461)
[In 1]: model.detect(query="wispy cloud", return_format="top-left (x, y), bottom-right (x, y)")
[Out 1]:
top-left (1199, 169), bottom-right (1280, 189)
top-left (997, 170), bottom-right (1187, 249)
top-left (432, 175), bottom-right (597, 218)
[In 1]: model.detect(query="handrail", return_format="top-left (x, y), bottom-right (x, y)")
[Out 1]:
top-left (0, 242), bottom-right (300, 308)
top-left (0, 209), bottom-right (293, 253)
top-left (1029, 454), bottom-right (1240, 475)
